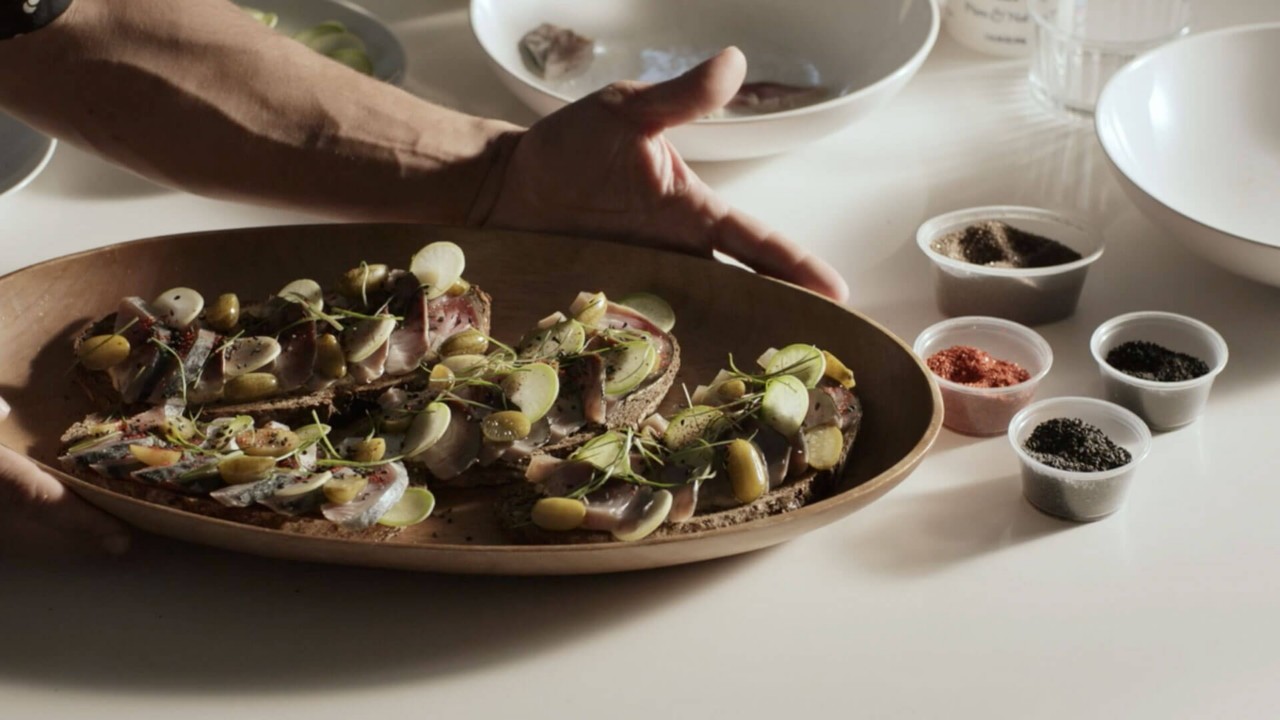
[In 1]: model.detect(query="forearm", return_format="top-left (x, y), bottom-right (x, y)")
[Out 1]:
top-left (0, 0), bottom-right (519, 224)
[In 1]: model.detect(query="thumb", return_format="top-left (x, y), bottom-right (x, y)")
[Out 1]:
top-left (605, 47), bottom-right (746, 133)
top-left (0, 444), bottom-right (131, 556)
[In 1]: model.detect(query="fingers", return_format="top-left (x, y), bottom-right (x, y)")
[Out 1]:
top-left (0, 394), bottom-right (9, 422)
top-left (711, 209), bottom-right (850, 303)
top-left (603, 47), bottom-right (747, 133)
top-left (0, 444), bottom-right (131, 556)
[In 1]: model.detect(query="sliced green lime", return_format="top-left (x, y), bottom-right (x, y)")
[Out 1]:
top-left (410, 241), bottom-right (466, 299)
top-left (377, 487), bottom-right (436, 527)
top-left (765, 343), bottom-right (826, 388)
top-left (501, 362), bottom-right (559, 423)
top-left (242, 8), bottom-right (279, 28)
top-left (403, 402), bottom-right (451, 458)
top-left (662, 405), bottom-right (729, 450)
top-left (617, 292), bottom-right (676, 333)
top-left (761, 374), bottom-right (809, 437)
top-left (571, 431), bottom-right (627, 471)
top-left (603, 340), bottom-right (657, 396)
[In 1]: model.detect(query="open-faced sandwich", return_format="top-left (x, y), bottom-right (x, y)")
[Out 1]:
top-left (57, 242), bottom-right (861, 544)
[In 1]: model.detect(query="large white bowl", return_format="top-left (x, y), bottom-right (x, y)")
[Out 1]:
top-left (0, 112), bottom-right (55, 201)
top-left (470, 0), bottom-right (939, 161)
top-left (1095, 23), bottom-right (1280, 287)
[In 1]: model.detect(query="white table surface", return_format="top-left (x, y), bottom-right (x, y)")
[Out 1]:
top-left (3, 1), bottom-right (1279, 718)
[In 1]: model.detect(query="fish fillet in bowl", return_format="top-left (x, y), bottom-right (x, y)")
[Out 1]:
top-left (470, 0), bottom-right (940, 161)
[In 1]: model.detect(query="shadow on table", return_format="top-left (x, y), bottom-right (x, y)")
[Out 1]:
top-left (0, 534), bottom-right (765, 693)
top-left (27, 143), bottom-right (169, 201)
top-left (841, 473), bottom-right (1070, 576)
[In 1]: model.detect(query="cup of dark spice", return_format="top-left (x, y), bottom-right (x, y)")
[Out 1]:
top-left (1008, 397), bottom-right (1153, 522)
top-left (1090, 311), bottom-right (1228, 431)
top-left (917, 206), bottom-right (1104, 325)
top-left (914, 316), bottom-right (1053, 435)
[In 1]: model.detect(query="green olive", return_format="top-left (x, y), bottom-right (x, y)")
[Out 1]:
top-left (223, 373), bottom-right (279, 402)
top-left (218, 455), bottom-right (278, 485)
top-left (482, 410), bottom-right (531, 443)
top-left (439, 328), bottom-right (489, 357)
top-left (315, 334), bottom-right (347, 380)
top-left (822, 350), bottom-right (855, 389)
top-left (235, 427), bottom-right (301, 458)
top-left (570, 291), bottom-right (608, 327)
top-left (323, 474), bottom-right (368, 504)
top-left (381, 415), bottom-right (412, 433)
top-left (352, 437), bottom-right (387, 463)
top-left (531, 497), bottom-right (587, 532)
top-left (726, 438), bottom-right (768, 504)
top-left (716, 378), bottom-right (747, 403)
top-left (77, 334), bottom-right (131, 371)
top-left (338, 263), bottom-right (389, 302)
top-left (804, 424), bottom-right (844, 471)
top-left (446, 278), bottom-right (471, 297)
top-left (428, 363), bottom-right (455, 391)
top-left (206, 293), bottom-right (241, 332)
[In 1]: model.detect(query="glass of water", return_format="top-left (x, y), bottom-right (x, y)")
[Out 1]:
top-left (1028, 0), bottom-right (1191, 118)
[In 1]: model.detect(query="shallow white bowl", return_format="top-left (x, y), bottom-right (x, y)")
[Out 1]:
top-left (248, 0), bottom-right (407, 84)
top-left (0, 112), bottom-right (56, 201)
top-left (470, 0), bottom-right (940, 161)
top-left (1096, 23), bottom-right (1280, 286)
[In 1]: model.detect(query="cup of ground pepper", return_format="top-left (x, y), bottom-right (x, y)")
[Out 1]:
top-left (1090, 311), bottom-right (1228, 431)
top-left (914, 316), bottom-right (1053, 435)
top-left (916, 206), bottom-right (1104, 325)
top-left (1008, 397), bottom-right (1152, 522)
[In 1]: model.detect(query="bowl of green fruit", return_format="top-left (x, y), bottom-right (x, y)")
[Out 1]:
top-left (241, 0), bottom-right (406, 84)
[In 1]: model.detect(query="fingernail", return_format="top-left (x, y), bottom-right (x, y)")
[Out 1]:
top-left (102, 533), bottom-right (131, 557)
top-left (0, 395), bottom-right (10, 421)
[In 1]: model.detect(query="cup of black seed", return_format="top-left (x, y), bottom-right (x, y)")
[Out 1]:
top-left (1090, 311), bottom-right (1228, 431)
top-left (917, 206), bottom-right (1104, 326)
top-left (1008, 397), bottom-right (1152, 522)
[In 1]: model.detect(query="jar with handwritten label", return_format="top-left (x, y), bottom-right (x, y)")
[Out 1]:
top-left (943, 0), bottom-right (1032, 57)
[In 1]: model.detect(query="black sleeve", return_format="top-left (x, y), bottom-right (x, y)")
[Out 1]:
top-left (0, 0), bottom-right (74, 40)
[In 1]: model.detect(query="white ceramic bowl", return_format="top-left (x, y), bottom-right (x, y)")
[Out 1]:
top-left (1089, 311), bottom-right (1228, 431)
top-left (1096, 23), bottom-right (1280, 286)
top-left (470, 0), bottom-right (940, 161)
top-left (0, 112), bottom-right (56, 201)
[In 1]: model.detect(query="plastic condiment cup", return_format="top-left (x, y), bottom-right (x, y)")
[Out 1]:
top-left (1008, 396), bottom-right (1153, 522)
top-left (1089, 311), bottom-right (1228, 431)
top-left (917, 206), bottom-right (1104, 325)
top-left (914, 316), bottom-right (1053, 436)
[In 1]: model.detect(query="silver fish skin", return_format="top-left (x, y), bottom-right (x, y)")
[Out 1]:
top-left (321, 463), bottom-right (408, 529)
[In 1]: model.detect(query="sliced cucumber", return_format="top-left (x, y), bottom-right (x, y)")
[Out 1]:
top-left (329, 47), bottom-right (373, 75)
top-left (278, 278), bottom-right (324, 313)
top-left (344, 315), bottom-right (396, 363)
top-left (410, 241), bottom-right (466, 299)
top-left (612, 490), bottom-right (672, 542)
top-left (804, 424), bottom-right (844, 471)
top-left (571, 431), bottom-right (627, 471)
top-left (377, 487), bottom-right (436, 527)
top-left (501, 362), bottom-right (559, 422)
top-left (274, 470), bottom-right (332, 498)
top-left (518, 319), bottom-right (586, 360)
top-left (765, 343), bottom-right (826, 388)
top-left (617, 292), bottom-right (676, 333)
top-left (761, 374), bottom-right (809, 437)
top-left (662, 405), bottom-right (729, 450)
top-left (403, 402), bottom-right (451, 458)
top-left (602, 340), bottom-right (658, 397)
top-left (440, 353), bottom-right (489, 377)
top-left (293, 20), bottom-right (348, 48)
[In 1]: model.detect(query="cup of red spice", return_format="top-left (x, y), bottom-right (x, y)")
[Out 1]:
top-left (917, 206), bottom-right (1104, 325)
top-left (1090, 311), bottom-right (1228, 431)
top-left (914, 316), bottom-right (1053, 435)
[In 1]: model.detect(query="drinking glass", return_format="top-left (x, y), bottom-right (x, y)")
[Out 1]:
top-left (1028, 0), bottom-right (1191, 118)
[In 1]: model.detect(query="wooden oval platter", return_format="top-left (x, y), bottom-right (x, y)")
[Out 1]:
top-left (0, 224), bottom-right (941, 574)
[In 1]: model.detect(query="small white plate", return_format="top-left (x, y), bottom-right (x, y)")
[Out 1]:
top-left (246, 0), bottom-right (407, 85)
top-left (1096, 23), bottom-right (1280, 286)
top-left (0, 112), bottom-right (55, 201)
top-left (470, 0), bottom-right (939, 161)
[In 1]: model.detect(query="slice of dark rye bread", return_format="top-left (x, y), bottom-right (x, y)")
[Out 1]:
top-left (494, 395), bottom-right (863, 544)
top-left (70, 287), bottom-right (492, 421)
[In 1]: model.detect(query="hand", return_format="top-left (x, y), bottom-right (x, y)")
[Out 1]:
top-left (476, 47), bottom-right (850, 303)
top-left (0, 395), bottom-right (131, 557)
